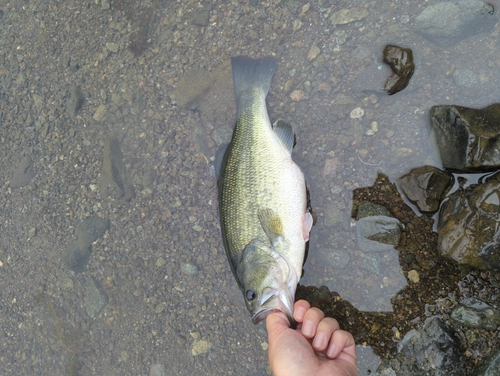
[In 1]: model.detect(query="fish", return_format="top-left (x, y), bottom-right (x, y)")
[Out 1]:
top-left (217, 56), bottom-right (313, 325)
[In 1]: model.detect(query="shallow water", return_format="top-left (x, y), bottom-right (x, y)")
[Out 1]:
top-left (1, 0), bottom-right (499, 375)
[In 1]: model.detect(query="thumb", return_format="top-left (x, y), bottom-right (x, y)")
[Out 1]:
top-left (266, 311), bottom-right (291, 341)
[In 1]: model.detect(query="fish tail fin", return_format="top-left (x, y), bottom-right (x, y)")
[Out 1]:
top-left (231, 56), bottom-right (277, 101)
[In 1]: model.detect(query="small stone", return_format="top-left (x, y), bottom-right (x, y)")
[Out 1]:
top-left (181, 262), bottom-right (198, 276)
top-left (261, 342), bottom-right (269, 351)
top-left (93, 104), bottom-right (107, 121)
top-left (407, 270), bottom-right (420, 283)
top-left (84, 276), bottom-right (109, 319)
top-left (330, 7), bottom-right (369, 25)
top-left (308, 45), bottom-right (321, 61)
top-left (293, 19), bottom-right (302, 31)
top-left (105, 42), bottom-right (119, 53)
top-left (192, 340), bottom-right (211, 355)
top-left (350, 107), bottom-right (364, 119)
top-left (290, 90), bottom-right (304, 102)
top-left (150, 364), bottom-right (166, 376)
top-left (100, 0), bottom-right (111, 10)
top-left (156, 257), bottom-right (166, 267)
top-left (28, 227), bottom-right (37, 237)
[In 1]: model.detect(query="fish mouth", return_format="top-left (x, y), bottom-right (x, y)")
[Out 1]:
top-left (251, 291), bottom-right (296, 327)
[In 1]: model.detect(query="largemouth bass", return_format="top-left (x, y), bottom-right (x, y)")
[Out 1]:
top-left (218, 56), bottom-right (313, 325)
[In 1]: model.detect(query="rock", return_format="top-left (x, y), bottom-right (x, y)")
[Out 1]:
top-left (450, 298), bottom-right (500, 330)
top-left (437, 173), bottom-right (500, 271)
top-left (65, 216), bottom-right (110, 272)
top-left (414, 0), bottom-right (496, 47)
top-left (191, 340), bottom-right (211, 355)
top-left (356, 201), bottom-right (392, 219)
top-left (66, 84), bottom-right (84, 118)
top-left (105, 42), bottom-right (119, 53)
top-left (65, 242), bottom-right (92, 273)
top-left (356, 215), bottom-right (402, 252)
top-left (181, 262), bottom-right (198, 276)
top-left (407, 270), bottom-right (420, 283)
top-left (100, 137), bottom-right (135, 201)
top-left (398, 165), bottom-right (453, 213)
top-left (350, 107), bottom-right (364, 119)
top-left (191, 5), bottom-right (211, 27)
top-left (430, 103), bottom-right (500, 172)
top-left (308, 45), bottom-right (321, 61)
top-left (472, 349), bottom-right (500, 376)
top-left (10, 155), bottom-right (35, 188)
top-left (84, 276), bottom-right (109, 319)
top-left (356, 202), bottom-right (402, 252)
top-left (149, 364), bottom-right (166, 376)
top-left (382, 45), bottom-right (414, 95)
top-left (330, 7), bottom-right (369, 25)
top-left (375, 317), bottom-right (466, 376)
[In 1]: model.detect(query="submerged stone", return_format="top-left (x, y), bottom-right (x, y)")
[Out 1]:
top-left (382, 45), bottom-right (414, 95)
top-left (437, 173), bottom-right (500, 271)
top-left (65, 216), bottom-right (110, 272)
top-left (398, 166), bottom-right (454, 213)
top-left (375, 317), bottom-right (465, 376)
top-left (415, 0), bottom-right (496, 47)
top-left (10, 155), bottom-right (35, 188)
top-left (355, 201), bottom-right (402, 252)
top-left (100, 137), bottom-right (136, 201)
top-left (451, 301), bottom-right (500, 330)
top-left (430, 104), bottom-right (500, 172)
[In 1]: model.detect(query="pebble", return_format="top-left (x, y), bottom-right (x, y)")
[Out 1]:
top-left (350, 107), bottom-right (364, 119)
top-left (105, 42), bottom-right (119, 53)
top-left (181, 262), bottom-right (198, 276)
top-left (156, 257), bottom-right (166, 267)
top-left (308, 45), bottom-right (321, 61)
top-left (290, 90), bottom-right (304, 102)
top-left (93, 104), bottom-right (107, 121)
top-left (407, 270), bottom-right (420, 283)
top-left (330, 7), bottom-right (369, 25)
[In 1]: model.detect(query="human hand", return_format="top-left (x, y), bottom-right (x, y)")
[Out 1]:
top-left (266, 300), bottom-right (357, 376)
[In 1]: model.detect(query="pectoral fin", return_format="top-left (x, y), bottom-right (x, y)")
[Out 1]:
top-left (258, 208), bottom-right (284, 244)
top-left (303, 212), bottom-right (313, 242)
top-left (272, 119), bottom-right (295, 154)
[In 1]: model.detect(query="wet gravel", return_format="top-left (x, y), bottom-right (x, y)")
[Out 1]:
top-left (1, 0), bottom-right (499, 375)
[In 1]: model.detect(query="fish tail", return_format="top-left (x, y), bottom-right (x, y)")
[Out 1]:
top-left (231, 56), bottom-right (277, 101)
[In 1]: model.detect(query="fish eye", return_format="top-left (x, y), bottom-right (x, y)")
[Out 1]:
top-left (246, 289), bottom-right (256, 301)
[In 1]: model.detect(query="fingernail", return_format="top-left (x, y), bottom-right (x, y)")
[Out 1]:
top-left (327, 343), bottom-right (338, 358)
top-left (294, 306), bottom-right (306, 320)
top-left (313, 332), bottom-right (326, 350)
top-left (302, 320), bottom-right (314, 337)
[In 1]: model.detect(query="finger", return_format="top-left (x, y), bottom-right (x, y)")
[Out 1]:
top-left (266, 310), bottom-right (291, 341)
top-left (300, 307), bottom-right (325, 338)
top-left (293, 300), bottom-right (310, 322)
top-left (326, 328), bottom-right (357, 361)
top-left (312, 317), bottom-right (340, 352)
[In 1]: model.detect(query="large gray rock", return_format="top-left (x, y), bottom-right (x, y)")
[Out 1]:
top-left (430, 104), bottom-right (500, 172)
top-left (398, 166), bottom-right (453, 213)
top-left (415, 0), bottom-right (496, 47)
top-left (376, 317), bottom-right (465, 376)
top-left (437, 172), bottom-right (500, 271)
